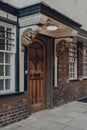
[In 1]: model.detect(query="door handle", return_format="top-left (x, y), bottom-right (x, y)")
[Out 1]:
top-left (25, 70), bottom-right (28, 74)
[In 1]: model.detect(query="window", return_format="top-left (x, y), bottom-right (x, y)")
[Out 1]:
top-left (69, 44), bottom-right (77, 80)
top-left (83, 47), bottom-right (87, 78)
top-left (0, 22), bottom-right (16, 93)
top-left (0, 26), bottom-right (5, 50)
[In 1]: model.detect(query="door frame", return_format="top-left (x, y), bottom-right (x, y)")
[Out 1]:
top-left (25, 35), bottom-right (54, 114)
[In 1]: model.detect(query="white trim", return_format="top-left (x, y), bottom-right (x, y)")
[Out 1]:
top-left (83, 47), bottom-right (87, 78)
top-left (0, 10), bottom-right (7, 18)
top-left (69, 44), bottom-right (77, 80)
top-left (19, 52), bottom-right (24, 92)
top-left (0, 21), bottom-right (16, 93)
top-left (54, 41), bottom-right (58, 87)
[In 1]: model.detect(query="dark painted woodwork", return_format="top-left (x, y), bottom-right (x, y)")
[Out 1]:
top-left (0, 92), bottom-right (24, 96)
top-left (1, 1), bottom-right (87, 37)
top-left (0, 16), bottom-right (18, 26)
top-left (15, 26), bottom-right (20, 92)
top-left (37, 35), bottom-right (54, 108)
top-left (78, 29), bottom-right (87, 37)
top-left (0, 1), bottom-right (18, 16)
top-left (18, 3), bottom-right (81, 30)
top-left (18, 3), bottom-right (41, 18)
top-left (24, 47), bottom-right (28, 91)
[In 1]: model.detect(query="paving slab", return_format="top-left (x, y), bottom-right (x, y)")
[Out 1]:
top-left (67, 119), bottom-right (87, 130)
top-left (0, 124), bottom-right (24, 130)
top-left (65, 111), bottom-right (87, 121)
top-left (1, 101), bottom-right (87, 130)
top-left (63, 126), bottom-right (84, 130)
top-left (20, 117), bottom-right (65, 130)
top-left (33, 113), bottom-right (73, 125)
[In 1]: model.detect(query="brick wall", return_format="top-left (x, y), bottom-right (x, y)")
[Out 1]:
top-left (53, 80), bottom-right (87, 106)
top-left (58, 48), bottom-right (69, 85)
top-left (0, 93), bottom-right (29, 127)
top-left (53, 43), bottom-right (87, 106)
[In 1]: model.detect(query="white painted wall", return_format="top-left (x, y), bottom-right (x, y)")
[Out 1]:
top-left (42, 0), bottom-right (87, 30)
top-left (2, 0), bottom-right (40, 8)
top-left (2, 0), bottom-right (87, 30)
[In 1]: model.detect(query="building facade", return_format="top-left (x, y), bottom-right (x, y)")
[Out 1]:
top-left (0, 0), bottom-right (87, 127)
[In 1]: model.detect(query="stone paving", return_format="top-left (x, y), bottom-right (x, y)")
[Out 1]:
top-left (1, 101), bottom-right (87, 130)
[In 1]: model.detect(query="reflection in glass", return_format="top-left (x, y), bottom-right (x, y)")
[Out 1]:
top-left (0, 80), bottom-right (4, 90)
top-left (5, 79), bottom-right (10, 90)
top-left (5, 53), bottom-right (10, 63)
top-left (0, 52), bottom-right (4, 63)
top-left (0, 65), bottom-right (4, 76)
top-left (0, 26), bottom-right (5, 50)
top-left (5, 65), bottom-right (10, 76)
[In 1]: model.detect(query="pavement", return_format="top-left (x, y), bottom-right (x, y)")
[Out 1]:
top-left (1, 101), bottom-right (87, 130)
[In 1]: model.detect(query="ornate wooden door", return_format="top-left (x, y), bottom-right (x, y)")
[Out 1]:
top-left (29, 40), bottom-right (45, 112)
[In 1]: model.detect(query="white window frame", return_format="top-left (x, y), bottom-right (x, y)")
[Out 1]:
top-left (0, 21), bottom-right (16, 94)
top-left (83, 47), bottom-right (87, 78)
top-left (69, 44), bottom-right (77, 80)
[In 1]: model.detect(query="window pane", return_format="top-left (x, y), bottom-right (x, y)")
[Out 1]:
top-left (5, 79), bottom-right (10, 90)
top-left (83, 48), bottom-right (87, 77)
top-left (5, 53), bottom-right (11, 63)
top-left (5, 65), bottom-right (10, 76)
top-left (6, 28), bottom-right (11, 39)
top-left (0, 26), bottom-right (5, 37)
top-left (0, 80), bottom-right (4, 91)
top-left (6, 28), bottom-right (12, 51)
top-left (69, 45), bottom-right (77, 79)
top-left (6, 44), bottom-right (12, 51)
top-left (0, 52), bottom-right (4, 63)
top-left (0, 26), bottom-right (5, 50)
top-left (0, 65), bottom-right (4, 76)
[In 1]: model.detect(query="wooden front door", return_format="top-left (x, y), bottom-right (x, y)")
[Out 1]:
top-left (29, 40), bottom-right (45, 112)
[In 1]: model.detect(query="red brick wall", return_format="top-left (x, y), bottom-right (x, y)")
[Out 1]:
top-left (0, 93), bottom-right (29, 127)
top-left (58, 48), bottom-right (69, 85)
top-left (53, 43), bottom-right (87, 106)
top-left (77, 42), bottom-right (83, 78)
top-left (53, 80), bottom-right (87, 106)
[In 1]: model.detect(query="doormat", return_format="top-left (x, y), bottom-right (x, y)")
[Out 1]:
top-left (78, 97), bottom-right (87, 103)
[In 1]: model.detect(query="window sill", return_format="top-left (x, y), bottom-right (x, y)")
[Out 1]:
top-left (69, 79), bottom-right (79, 82)
top-left (69, 78), bottom-right (87, 82)
top-left (83, 78), bottom-right (87, 80)
top-left (0, 92), bottom-right (24, 96)
top-left (53, 85), bottom-right (58, 88)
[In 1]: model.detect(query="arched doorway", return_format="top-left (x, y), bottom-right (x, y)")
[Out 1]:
top-left (29, 39), bottom-right (46, 112)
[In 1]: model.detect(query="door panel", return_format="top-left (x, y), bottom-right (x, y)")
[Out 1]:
top-left (29, 40), bottom-right (45, 112)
